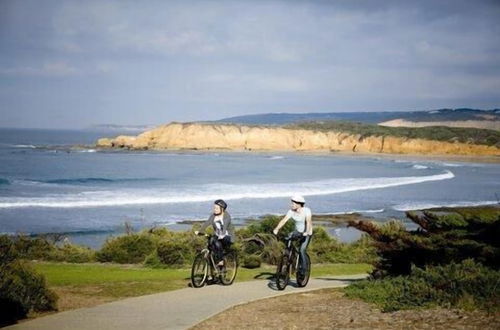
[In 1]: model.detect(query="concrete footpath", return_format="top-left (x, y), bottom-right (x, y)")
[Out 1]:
top-left (7, 275), bottom-right (366, 330)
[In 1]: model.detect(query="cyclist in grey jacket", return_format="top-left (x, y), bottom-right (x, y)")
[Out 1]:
top-left (195, 199), bottom-right (235, 266)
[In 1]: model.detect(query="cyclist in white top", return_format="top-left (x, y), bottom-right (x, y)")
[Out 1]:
top-left (273, 195), bottom-right (313, 275)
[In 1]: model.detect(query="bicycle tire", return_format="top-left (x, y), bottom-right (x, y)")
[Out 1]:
top-left (220, 251), bottom-right (238, 285)
top-left (275, 254), bottom-right (290, 290)
top-left (191, 253), bottom-right (208, 288)
top-left (296, 253), bottom-right (311, 287)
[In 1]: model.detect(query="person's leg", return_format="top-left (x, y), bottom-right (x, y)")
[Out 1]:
top-left (209, 236), bottom-right (217, 253)
top-left (221, 236), bottom-right (232, 251)
top-left (213, 238), bottom-right (223, 263)
top-left (299, 235), bottom-right (311, 272)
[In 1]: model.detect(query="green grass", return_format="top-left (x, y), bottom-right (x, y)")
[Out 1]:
top-left (33, 262), bottom-right (371, 299)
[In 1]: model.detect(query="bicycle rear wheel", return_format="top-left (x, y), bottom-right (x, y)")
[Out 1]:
top-left (220, 251), bottom-right (238, 285)
top-left (191, 253), bottom-right (208, 288)
top-left (275, 254), bottom-right (290, 290)
top-left (296, 253), bottom-right (311, 287)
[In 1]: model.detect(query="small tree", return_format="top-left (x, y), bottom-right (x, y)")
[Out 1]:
top-left (348, 206), bottom-right (500, 277)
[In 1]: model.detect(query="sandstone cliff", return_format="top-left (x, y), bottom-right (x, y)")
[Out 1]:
top-left (96, 122), bottom-right (500, 156)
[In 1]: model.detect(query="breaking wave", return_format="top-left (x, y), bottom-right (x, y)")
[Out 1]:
top-left (0, 170), bottom-right (455, 209)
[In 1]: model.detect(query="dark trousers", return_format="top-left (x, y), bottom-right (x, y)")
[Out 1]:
top-left (209, 236), bottom-right (232, 263)
top-left (289, 231), bottom-right (312, 272)
top-left (299, 235), bottom-right (311, 272)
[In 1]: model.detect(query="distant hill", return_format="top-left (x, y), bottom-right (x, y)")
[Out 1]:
top-left (216, 108), bottom-right (500, 125)
top-left (87, 124), bottom-right (155, 132)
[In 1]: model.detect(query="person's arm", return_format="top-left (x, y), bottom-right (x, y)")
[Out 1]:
top-left (195, 215), bottom-right (213, 235)
top-left (304, 209), bottom-right (313, 236)
top-left (273, 212), bottom-right (291, 235)
top-left (219, 213), bottom-right (231, 239)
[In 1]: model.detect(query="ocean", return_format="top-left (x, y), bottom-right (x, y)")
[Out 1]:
top-left (0, 128), bottom-right (498, 248)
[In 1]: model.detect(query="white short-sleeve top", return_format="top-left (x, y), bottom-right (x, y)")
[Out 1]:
top-left (286, 207), bottom-right (312, 233)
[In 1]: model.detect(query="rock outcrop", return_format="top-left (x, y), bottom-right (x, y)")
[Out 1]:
top-left (96, 122), bottom-right (500, 156)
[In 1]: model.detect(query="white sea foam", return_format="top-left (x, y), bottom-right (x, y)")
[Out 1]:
top-left (392, 200), bottom-right (498, 211)
top-left (14, 144), bottom-right (36, 149)
top-left (412, 164), bottom-right (428, 170)
top-left (441, 162), bottom-right (463, 167)
top-left (269, 156), bottom-right (285, 160)
top-left (348, 208), bottom-right (385, 214)
top-left (0, 170), bottom-right (455, 209)
top-left (320, 209), bottom-right (385, 215)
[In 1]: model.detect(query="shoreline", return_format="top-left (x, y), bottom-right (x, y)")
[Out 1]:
top-left (93, 146), bottom-right (500, 164)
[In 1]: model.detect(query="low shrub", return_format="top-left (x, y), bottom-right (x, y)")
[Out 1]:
top-left (345, 259), bottom-right (500, 312)
top-left (156, 240), bottom-right (192, 267)
top-left (96, 234), bottom-right (156, 264)
top-left (47, 243), bottom-right (96, 263)
top-left (0, 260), bottom-right (58, 326)
top-left (242, 255), bottom-right (261, 269)
top-left (9, 235), bottom-right (57, 260)
top-left (1, 235), bottom-right (95, 264)
top-left (143, 252), bottom-right (163, 268)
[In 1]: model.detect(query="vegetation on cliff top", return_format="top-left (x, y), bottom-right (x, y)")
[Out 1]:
top-left (287, 121), bottom-right (500, 147)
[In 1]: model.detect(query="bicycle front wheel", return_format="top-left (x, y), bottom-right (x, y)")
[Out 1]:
top-left (191, 253), bottom-right (208, 288)
top-left (220, 251), bottom-right (238, 285)
top-left (296, 253), bottom-right (311, 287)
top-left (275, 254), bottom-right (290, 290)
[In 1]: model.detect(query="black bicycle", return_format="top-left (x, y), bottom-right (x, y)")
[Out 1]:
top-left (191, 233), bottom-right (238, 288)
top-left (275, 232), bottom-right (311, 290)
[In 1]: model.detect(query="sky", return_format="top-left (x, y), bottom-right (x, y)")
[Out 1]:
top-left (0, 0), bottom-right (499, 129)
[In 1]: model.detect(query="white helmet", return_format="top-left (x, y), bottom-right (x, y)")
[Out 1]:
top-left (291, 195), bottom-right (305, 204)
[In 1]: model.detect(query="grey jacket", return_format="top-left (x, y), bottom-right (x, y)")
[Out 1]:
top-left (200, 211), bottom-right (236, 242)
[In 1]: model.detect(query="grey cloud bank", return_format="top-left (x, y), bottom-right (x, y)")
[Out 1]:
top-left (0, 0), bottom-right (499, 129)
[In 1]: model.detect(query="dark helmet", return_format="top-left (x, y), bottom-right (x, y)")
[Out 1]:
top-left (214, 199), bottom-right (227, 210)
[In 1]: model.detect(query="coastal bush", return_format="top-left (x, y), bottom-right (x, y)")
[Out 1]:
top-left (143, 252), bottom-right (163, 268)
top-left (348, 206), bottom-right (500, 277)
top-left (9, 235), bottom-right (57, 260)
top-left (156, 240), bottom-right (192, 267)
top-left (345, 259), bottom-right (500, 312)
top-left (96, 234), bottom-right (156, 264)
top-left (0, 245), bottom-right (57, 326)
top-left (139, 227), bottom-right (206, 267)
top-left (242, 255), bottom-right (261, 269)
top-left (239, 215), bottom-right (294, 240)
top-left (288, 121), bottom-right (500, 147)
top-left (0, 235), bottom-right (18, 264)
top-left (236, 221), bottom-right (376, 265)
top-left (346, 206), bottom-right (500, 312)
top-left (48, 243), bottom-right (96, 263)
top-left (0, 234), bottom-right (95, 263)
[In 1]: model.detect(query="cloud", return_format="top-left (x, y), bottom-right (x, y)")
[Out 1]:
top-left (0, 61), bottom-right (80, 77)
top-left (0, 0), bottom-right (499, 128)
top-left (202, 73), bottom-right (309, 92)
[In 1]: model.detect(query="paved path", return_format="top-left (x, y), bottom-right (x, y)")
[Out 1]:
top-left (8, 275), bottom-right (366, 330)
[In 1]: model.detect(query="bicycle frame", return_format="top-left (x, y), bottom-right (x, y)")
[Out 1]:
top-left (199, 237), bottom-right (223, 277)
top-left (284, 237), bottom-right (301, 275)
top-left (191, 233), bottom-right (238, 288)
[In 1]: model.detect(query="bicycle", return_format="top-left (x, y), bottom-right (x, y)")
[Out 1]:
top-left (191, 233), bottom-right (238, 288)
top-left (275, 232), bottom-right (311, 290)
